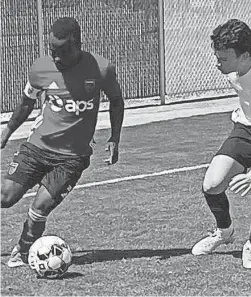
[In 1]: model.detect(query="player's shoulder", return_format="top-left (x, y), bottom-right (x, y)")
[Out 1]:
top-left (29, 55), bottom-right (55, 88)
top-left (89, 52), bottom-right (114, 78)
top-left (243, 68), bottom-right (251, 80)
top-left (30, 55), bottom-right (54, 73)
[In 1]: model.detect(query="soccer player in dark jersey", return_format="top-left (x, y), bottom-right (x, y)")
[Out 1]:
top-left (191, 19), bottom-right (251, 269)
top-left (1, 17), bottom-right (124, 268)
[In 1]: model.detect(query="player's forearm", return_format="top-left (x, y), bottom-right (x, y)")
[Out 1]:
top-left (7, 95), bottom-right (35, 134)
top-left (109, 97), bottom-right (124, 144)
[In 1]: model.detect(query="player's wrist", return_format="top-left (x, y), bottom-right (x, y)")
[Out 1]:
top-left (108, 133), bottom-right (121, 144)
top-left (107, 137), bottom-right (119, 146)
top-left (6, 123), bottom-right (15, 135)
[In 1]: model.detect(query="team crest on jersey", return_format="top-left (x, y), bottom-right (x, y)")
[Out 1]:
top-left (27, 86), bottom-right (34, 94)
top-left (84, 79), bottom-right (95, 93)
top-left (8, 162), bottom-right (19, 175)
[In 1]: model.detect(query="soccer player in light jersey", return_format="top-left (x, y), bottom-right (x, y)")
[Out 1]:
top-left (192, 19), bottom-right (251, 269)
top-left (1, 17), bottom-right (124, 267)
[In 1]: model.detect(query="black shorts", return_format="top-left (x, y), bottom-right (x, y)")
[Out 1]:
top-left (5, 142), bottom-right (90, 198)
top-left (216, 122), bottom-right (251, 169)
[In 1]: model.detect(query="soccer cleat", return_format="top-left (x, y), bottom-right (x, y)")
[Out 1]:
top-left (7, 245), bottom-right (28, 268)
top-left (192, 226), bottom-right (235, 256)
top-left (242, 240), bottom-right (251, 269)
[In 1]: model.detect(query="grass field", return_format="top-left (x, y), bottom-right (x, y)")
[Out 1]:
top-left (1, 112), bottom-right (251, 296)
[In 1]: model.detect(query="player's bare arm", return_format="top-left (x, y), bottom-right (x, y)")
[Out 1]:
top-left (1, 94), bottom-right (35, 149)
top-left (103, 64), bottom-right (124, 165)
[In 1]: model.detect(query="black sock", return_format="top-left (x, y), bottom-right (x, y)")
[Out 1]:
top-left (18, 219), bottom-right (46, 258)
top-left (203, 190), bottom-right (232, 229)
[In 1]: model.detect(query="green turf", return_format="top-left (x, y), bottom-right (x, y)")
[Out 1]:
top-left (1, 112), bottom-right (251, 296)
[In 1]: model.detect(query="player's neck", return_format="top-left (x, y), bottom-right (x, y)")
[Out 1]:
top-left (238, 60), bottom-right (251, 77)
top-left (70, 50), bottom-right (83, 66)
top-left (56, 50), bottom-right (83, 71)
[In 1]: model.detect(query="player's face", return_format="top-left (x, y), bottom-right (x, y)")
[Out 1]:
top-left (49, 32), bottom-right (80, 69)
top-left (214, 48), bottom-right (244, 74)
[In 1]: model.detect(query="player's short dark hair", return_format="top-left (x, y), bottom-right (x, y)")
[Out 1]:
top-left (51, 17), bottom-right (81, 48)
top-left (211, 19), bottom-right (251, 56)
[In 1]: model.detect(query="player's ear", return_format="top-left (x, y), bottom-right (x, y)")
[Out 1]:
top-left (69, 34), bottom-right (74, 42)
top-left (241, 51), bottom-right (250, 60)
top-left (69, 34), bottom-right (78, 46)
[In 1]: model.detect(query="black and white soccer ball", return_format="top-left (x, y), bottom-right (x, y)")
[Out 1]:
top-left (28, 235), bottom-right (72, 279)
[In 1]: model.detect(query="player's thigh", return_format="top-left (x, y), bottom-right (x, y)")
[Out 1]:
top-left (2, 143), bottom-right (47, 207)
top-left (203, 154), bottom-right (245, 194)
top-left (36, 156), bottom-right (90, 215)
top-left (1, 178), bottom-right (30, 208)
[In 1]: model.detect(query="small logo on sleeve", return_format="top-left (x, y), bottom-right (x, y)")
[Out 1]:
top-left (8, 162), bottom-right (19, 175)
top-left (27, 86), bottom-right (34, 94)
top-left (24, 81), bottom-right (40, 99)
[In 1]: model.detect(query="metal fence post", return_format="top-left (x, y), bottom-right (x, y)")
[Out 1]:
top-left (158, 0), bottom-right (166, 105)
top-left (36, 0), bottom-right (44, 57)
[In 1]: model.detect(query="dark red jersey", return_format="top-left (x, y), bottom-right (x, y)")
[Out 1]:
top-left (24, 51), bottom-right (121, 156)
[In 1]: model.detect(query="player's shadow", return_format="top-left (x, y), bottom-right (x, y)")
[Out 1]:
top-left (72, 248), bottom-right (192, 265)
top-left (1, 248), bottom-right (242, 263)
top-left (36, 271), bottom-right (84, 280)
top-left (214, 250), bottom-right (242, 259)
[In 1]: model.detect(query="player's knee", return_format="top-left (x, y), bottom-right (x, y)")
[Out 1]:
top-left (30, 203), bottom-right (50, 217)
top-left (31, 192), bottom-right (59, 216)
top-left (202, 178), bottom-right (222, 195)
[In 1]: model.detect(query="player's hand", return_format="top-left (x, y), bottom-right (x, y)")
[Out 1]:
top-left (104, 142), bottom-right (119, 165)
top-left (89, 138), bottom-right (96, 149)
top-left (1, 127), bottom-right (11, 149)
top-left (229, 173), bottom-right (251, 197)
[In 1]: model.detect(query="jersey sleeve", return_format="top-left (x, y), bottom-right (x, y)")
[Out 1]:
top-left (23, 80), bottom-right (41, 100)
top-left (91, 53), bottom-right (123, 101)
top-left (23, 56), bottom-right (46, 100)
top-left (101, 64), bottom-right (123, 102)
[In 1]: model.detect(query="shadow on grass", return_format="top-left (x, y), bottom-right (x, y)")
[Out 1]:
top-left (1, 248), bottom-right (242, 267)
top-left (71, 248), bottom-right (192, 265)
top-left (36, 271), bottom-right (84, 280)
top-left (214, 250), bottom-right (242, 259)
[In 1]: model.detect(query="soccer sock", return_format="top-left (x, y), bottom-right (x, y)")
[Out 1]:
top-left (203, 191), bottom-right (232, 229)
top-left (249, 225), bottom-right (251, 242)
top-left (18, 208), bottom-right (47, 257)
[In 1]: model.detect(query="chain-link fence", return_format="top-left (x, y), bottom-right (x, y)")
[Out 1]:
top-left (1, 1), bottom-right (40, 112)
top-left (1, 0), bottom-right (251, 113)
top-left (1, 0), bottom-right (159, 113)
top-left (164, 0), bottom-right (251, 101)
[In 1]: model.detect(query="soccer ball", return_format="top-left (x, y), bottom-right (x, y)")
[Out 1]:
top-left (28, 235), bottom-right (72, 278)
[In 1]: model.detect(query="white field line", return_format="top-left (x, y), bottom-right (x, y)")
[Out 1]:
top-left (23, 163), bottom-right (209, 198)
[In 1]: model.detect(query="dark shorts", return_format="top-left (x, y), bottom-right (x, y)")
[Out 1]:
top-left (5, 142), bottom-right (90, 199)
top-left (216, 122), bottom-right (251, 169)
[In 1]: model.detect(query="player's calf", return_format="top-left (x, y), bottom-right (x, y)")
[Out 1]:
top-left (203, 190), bottom-right (232, 229)
top-left (8, 208), bottom-right (47, 268)
top-left (19, 208), bottom-right (47, 253)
